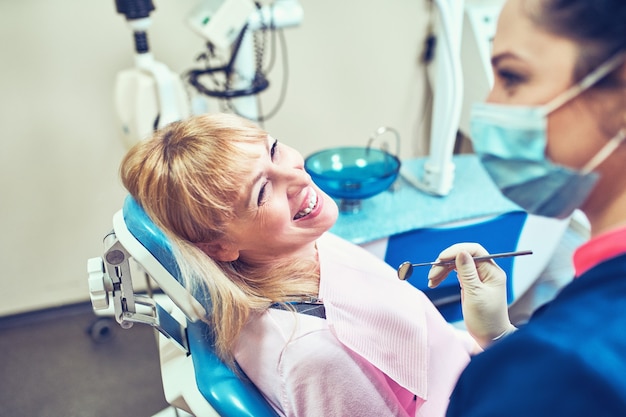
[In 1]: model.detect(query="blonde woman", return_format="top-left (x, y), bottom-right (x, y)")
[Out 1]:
top-left (121, 113), bottom-right (478, 417)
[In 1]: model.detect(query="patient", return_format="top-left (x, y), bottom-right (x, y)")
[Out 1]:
top-left (120, 113), bottom-right (478, 417)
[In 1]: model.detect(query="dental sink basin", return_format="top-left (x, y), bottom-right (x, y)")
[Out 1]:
top-left (304, 147), bottom-right (401, 213)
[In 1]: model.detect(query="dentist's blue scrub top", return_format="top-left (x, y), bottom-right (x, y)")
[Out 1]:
top-left (446, 229), bottom-right (626, 417)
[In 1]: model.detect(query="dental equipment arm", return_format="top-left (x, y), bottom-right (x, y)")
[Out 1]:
top-left (402, 0), bottom-right (464, 196)
top-left (404, 1), bottom-right (504, 197)
top-left (422, 0), bottom-right (464, 195)
top-left (114, 0), bottom-right (191, 147)
top-left (186, 0), bottom-right (303, 121)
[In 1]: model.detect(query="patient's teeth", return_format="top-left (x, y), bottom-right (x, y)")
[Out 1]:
top-left (294, 189), bottom-right (318, 220)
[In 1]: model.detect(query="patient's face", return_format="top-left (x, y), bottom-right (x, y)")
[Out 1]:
top-left (224, 135), bottom-right (338, 264)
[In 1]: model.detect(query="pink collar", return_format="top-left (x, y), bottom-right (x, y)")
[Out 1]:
top-left (573, 225), bottom-right (626, 277)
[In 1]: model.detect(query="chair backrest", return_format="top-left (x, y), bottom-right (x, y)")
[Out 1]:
top-left (120, 195), bottom-right (279, 417)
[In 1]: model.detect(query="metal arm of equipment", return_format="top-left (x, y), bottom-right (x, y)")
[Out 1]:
top-left (233, 0), bottom-right (302, 120)
top-left (87, 235), bottom-right (189, 354)
top-left (186, 0), bottom-right (303, 120)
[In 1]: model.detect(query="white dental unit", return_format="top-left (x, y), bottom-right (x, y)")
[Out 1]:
top-left (88, 0), bottom-right (579, 415)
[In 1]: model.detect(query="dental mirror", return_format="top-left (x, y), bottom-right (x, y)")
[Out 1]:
top-left (396, 250), bottom-right (533, 280)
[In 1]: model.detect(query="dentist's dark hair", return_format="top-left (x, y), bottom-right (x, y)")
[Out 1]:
top-left (529, 0), bottom-right (626, 83)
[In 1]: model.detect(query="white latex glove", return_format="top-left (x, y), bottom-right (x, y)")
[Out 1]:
top-left (427, 243), bottom-right (517, 348)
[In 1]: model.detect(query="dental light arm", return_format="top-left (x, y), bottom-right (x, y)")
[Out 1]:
top-left (114, 0), bottom-right (191, 147)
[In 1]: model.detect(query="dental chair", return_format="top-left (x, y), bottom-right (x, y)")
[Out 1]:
top-left (87, 195), bottom-right (279, 416)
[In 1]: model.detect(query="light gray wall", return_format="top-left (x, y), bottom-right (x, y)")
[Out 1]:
top-left (0, 0), bottom-right (431, 316)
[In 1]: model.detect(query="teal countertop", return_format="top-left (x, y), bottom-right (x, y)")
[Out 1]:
top-left (329, 154), bottom-right (521, 244)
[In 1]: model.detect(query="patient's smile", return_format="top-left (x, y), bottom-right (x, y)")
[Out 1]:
top-left (294, 188), bottom-right (318, 220)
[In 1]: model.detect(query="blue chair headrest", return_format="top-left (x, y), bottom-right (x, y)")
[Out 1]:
top-left (123, 195), bottom-right (182, 283)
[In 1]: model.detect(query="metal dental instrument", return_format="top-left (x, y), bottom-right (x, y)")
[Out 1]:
top-left (397, 250), bottom-right (533, 280)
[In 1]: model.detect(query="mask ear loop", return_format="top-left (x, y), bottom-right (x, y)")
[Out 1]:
top-left (544, 52), bottom-right (626, 114)
top-left (581, 129), bottom-right (626, 174)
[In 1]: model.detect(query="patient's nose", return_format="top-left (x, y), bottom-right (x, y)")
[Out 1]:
top-left (285, 167), bottom-right (310, 197)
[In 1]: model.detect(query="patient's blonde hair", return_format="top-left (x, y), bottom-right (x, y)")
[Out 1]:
top-left (120, 113), bottom-right (319, 367)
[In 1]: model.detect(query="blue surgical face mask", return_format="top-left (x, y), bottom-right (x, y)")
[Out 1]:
top-left (471, 53), bottom-right (626, 219)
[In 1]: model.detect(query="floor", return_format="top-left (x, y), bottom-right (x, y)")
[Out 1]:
top-left (0, 303), bottom-right (171, 417)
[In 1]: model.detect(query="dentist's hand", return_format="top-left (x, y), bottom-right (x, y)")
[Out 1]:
top-left (427, 243), bottom-right (516, 348)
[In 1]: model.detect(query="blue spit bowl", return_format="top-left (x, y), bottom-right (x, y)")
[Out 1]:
top-left (304, 147), bottom-right (401, 202)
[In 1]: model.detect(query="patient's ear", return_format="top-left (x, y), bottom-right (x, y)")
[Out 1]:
top-left (196, 240), bottom-right (240, 262)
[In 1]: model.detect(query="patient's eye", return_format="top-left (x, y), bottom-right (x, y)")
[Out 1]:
top-left (257, 139), bottom-right (279, 206)
top-left (258, 181), bottom-right (268, 206)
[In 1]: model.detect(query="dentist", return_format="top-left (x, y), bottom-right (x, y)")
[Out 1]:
top-left (428, 0), bottom-right (626, 415)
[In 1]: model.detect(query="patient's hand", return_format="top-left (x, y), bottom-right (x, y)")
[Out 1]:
top-left (427, 243), bottom-right (516, 348)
